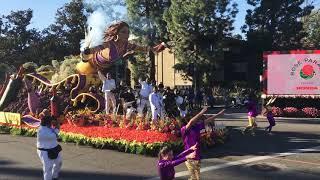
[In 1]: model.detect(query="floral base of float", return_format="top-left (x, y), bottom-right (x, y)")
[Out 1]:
top-left (0, 112), bottom-right (229, 156)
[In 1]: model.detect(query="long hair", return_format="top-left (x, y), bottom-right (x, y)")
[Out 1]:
top-left (104, 21), bottom-right (129, 42)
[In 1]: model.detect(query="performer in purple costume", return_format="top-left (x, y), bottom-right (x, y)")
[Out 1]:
top-left (157, 144), bottom-right (197, 180)
top-left (264, 106), bottom-right (276, 134)
top-left (180, 107), bottom-right (225, 180)
top-left (242, 93), bottom-right (258, 135)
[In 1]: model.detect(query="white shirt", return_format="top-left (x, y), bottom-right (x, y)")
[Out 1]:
top-left (139, 80), bottom-right (152, 98)
top-left (149, 92), bottom-right (161, 108)
top-left (102, 79), bottom-right (116, 92)
top-left (98, 71), bottom-right (116, 92)
top-left (175, 96), bottom-right (184, 106)
top-left (158, 92), bottom-right (164, 107)
top-left (37, 126), bottom-right (59, 149)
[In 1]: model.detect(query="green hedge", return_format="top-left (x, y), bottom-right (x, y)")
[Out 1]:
top-left (0, 125), bottom-right (183, 156)
top-left (0, 124), bottom-right (228, 157)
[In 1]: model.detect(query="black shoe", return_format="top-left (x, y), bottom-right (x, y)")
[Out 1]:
top-left (53, 178), bottom-right (59, 180)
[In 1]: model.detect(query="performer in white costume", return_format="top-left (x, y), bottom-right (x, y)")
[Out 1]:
top-left (149, 86), bottom-right (162, 122)
top-left (98, 71), bottom-right (117, 114)
top-left (138, 77), bottom-right (152, 116)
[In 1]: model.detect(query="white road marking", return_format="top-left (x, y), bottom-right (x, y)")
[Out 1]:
top-left (146, 145), bottom-right (320, 180)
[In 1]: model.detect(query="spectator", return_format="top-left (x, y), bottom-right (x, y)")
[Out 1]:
top-left (163, 87), bottom-right (177, 118)
top-left (187, 88), bottom-right (195, 110)
top-left (195, 89), bottom-right (203, 109)
top-left (37, 109), bottom-right (62, 180)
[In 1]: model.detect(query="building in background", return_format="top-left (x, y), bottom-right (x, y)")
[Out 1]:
top-left (155, 48), bottom-right (192, 88)
top-left (154, 38), bottom-right (258, 89)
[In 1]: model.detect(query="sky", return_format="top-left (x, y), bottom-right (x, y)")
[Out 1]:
top-left (0, 0), bottom-right (318, 37)
top-left (0, 0), bottom-right (68, 30)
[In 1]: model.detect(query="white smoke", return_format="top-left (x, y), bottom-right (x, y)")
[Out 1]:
top-left (80, 8), bottom-right (108, 51)
top-left (80, 0), bottom-right (127, 51)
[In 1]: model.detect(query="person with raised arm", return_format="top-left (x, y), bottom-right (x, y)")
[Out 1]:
top-left (180, 107), bottom-right (225, 180)
top-left (37, 109), bottom-right (62, 180)
top-left (158, 144), bottom-right (197, 180)
top-left (98, 71), bottom-right (117, 114)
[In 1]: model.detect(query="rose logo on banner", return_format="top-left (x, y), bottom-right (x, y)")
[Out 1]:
top-left (300, 65), bottom-right (315, 79)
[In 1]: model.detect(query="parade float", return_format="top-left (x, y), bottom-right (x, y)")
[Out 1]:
top-left (262, 50), bottom-right (320, 118)
top-left (0, 21), bottom-right (229, 156)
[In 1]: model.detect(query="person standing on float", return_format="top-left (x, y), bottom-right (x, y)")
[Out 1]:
top-left (149, 86), bottom-right (162, 122)
top-left (138, 77), bottom-right (153, 116)
top-left (98, 71), bottom-right (117, 114)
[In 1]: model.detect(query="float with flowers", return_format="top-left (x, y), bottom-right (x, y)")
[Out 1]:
top-left (262, 50), bottom-right (320, 118)
top-left (0, 66), bottom-right (229, 156)
top-left (0, 20), bottom-right (229, 156)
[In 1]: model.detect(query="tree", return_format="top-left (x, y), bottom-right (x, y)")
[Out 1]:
top-left (302, 9), bottom-right (320, 49)
top-left (47, 0), bottom-right (90, 57)
top-left (0, 9), bottom-right (41, 66)
top-left (164, 0), bottom-right (238, 90)
top-left (242, 0), bottom-right (314, 51)
top-left (126, 0), bottom-right (171, 82)
top-left (0, 63), bottom-right (12, 82)
top-left (242, 0), bottom-right (313, 86)
top-left (129, 55), bottom-right (150, 85)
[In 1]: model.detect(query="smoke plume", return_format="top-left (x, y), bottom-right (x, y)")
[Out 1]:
top-left (80, 0), bottom-right (126, 51)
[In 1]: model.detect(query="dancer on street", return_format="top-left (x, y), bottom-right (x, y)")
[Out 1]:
top-left (181, 107), bottom-right (225, 180)
top-left (264, 106), bottom-right (276, 135)
top-left (158, 144), bottom-right (197, 180)
top-left (242, 93), bottom-right (258, 136)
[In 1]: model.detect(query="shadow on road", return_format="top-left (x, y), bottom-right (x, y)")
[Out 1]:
top-left (0, 160), bottom-right (16, 166)
top-left (0, 166), bottom-right (152, 180)
top-left (202, 128), bottom-right (320, 159)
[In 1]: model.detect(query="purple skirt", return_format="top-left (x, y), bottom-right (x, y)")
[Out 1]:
top-left (248, 111), bottom-right (257, 117)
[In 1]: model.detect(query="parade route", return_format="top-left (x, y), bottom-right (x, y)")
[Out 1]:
top-left (1, 113), bottom-right (320, 180)
top-left (164, 145), bottom-right (320, 180)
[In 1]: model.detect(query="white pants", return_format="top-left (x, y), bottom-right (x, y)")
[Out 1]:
top-left (126, 107), bottom-right (136, 119)
top-left (105, 91), bottom-right (116, 114)
top-left (138, 98), bottom-right (150, 116)
top-left (158, 106), bottom-right (166, 120)
top-left (151, 107), bottom-right (161, 121)
top-left (180, 109), bottom-right (188, 118)
top-left (37, 150), bottom-right (62, 180)
top-left (178, 107), bottom-right (188, 117)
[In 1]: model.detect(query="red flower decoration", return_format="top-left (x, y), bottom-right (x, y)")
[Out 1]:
top-left (301, 65), bottom-right (314, 76)
top-left (60, 124), bottom-right (179, 143)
